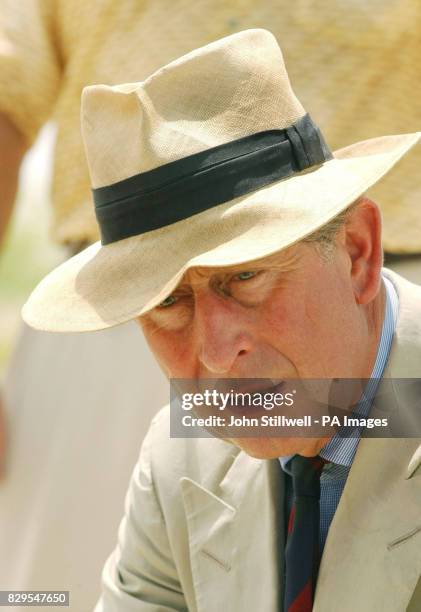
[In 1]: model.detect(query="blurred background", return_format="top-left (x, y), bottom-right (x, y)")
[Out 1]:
top-left (0, 123), bottom-right (63, 378)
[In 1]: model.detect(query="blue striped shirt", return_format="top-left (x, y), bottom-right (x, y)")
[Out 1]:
top-left (279, 275), bottom-right (398, 552)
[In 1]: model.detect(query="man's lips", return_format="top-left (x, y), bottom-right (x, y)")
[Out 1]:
top-left (196, 378), bottom-right (286, 394)
top-left (228, 380), bottom-right (285, 394)
top-left (221, 381), bottom-right (287, 415)
top-left (182, 379), bottom-right (299, 421)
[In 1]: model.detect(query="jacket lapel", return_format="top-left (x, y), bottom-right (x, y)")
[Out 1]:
top-left (313, 436), bottom-right (421, 612)
top-left (181, 452), bottom-right (285, 612)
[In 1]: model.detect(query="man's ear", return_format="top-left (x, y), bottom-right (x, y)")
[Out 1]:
top-left (343, 197), bottom-right (383, 305)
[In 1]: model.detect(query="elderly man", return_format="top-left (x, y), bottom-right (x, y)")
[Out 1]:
top-left (23, 30), bottom-right (421, 611)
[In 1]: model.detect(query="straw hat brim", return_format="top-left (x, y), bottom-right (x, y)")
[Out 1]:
top-left (22, 131), bottom-right (420, 332)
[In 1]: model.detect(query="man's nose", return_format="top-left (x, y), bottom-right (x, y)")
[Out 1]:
top-left (194, 289), bottom-right (253, 374)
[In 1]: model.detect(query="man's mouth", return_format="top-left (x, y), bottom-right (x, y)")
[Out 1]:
top-left (222, 380), bottom-right (286, 415)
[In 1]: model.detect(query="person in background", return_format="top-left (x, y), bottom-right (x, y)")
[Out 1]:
top-left (0, 1), bottom-right (420, 610)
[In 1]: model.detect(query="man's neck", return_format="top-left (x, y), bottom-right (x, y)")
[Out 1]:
top-left (362, 277), bottom-right (386, 379)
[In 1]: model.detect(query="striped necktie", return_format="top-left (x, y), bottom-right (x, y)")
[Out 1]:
top-left (283, 455), bottom-right (328, 612)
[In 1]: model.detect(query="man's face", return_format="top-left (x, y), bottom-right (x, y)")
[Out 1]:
top-left (139, 226), bottom-right (379, 459)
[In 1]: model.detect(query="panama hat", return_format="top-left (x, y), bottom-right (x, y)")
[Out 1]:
top-left (22, 28), bottom-right (420, 332)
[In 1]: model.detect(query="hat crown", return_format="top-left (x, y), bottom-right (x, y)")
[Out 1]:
top-left (81, 29), bottom-right (305, 188)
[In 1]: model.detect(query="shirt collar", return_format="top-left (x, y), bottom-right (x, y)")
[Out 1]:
top-left (279, 274), bottom-right (399, 472)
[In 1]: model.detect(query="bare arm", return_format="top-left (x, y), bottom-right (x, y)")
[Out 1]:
top-left (0, 393), bottom-right (6, 479)
top-left (0, 112), bottom-right (27, 476)
top-left (0, 112), bottom-right (28, 246)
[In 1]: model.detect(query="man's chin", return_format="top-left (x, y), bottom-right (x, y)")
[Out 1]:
top-left (226, 436), bottom-right (332, 459)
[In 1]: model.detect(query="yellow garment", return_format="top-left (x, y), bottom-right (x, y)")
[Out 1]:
top-left (0, 0), bottom-right (420, 251)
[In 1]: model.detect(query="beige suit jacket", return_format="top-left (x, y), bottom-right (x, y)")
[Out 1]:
top-left (95, 269), bottom-right (421, 612)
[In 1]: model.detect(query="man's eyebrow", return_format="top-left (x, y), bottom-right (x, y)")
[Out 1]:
top-left (174, 254), bottom-right (298, 289)
top-left (180, 263), bottom-right (263, 285)
top-left (191, 246), bottom-right (301, 278)
top-left (165, 282), bottom-right (193, 293)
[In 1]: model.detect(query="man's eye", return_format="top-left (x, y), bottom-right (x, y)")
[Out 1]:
top-left (158, 295), bottom-right (178, 308)
top-left (234, 271), bottom-right (259, 281)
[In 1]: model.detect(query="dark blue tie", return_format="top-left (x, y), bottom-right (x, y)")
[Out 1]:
top-left (283, 455), bottom-right (328, 612)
